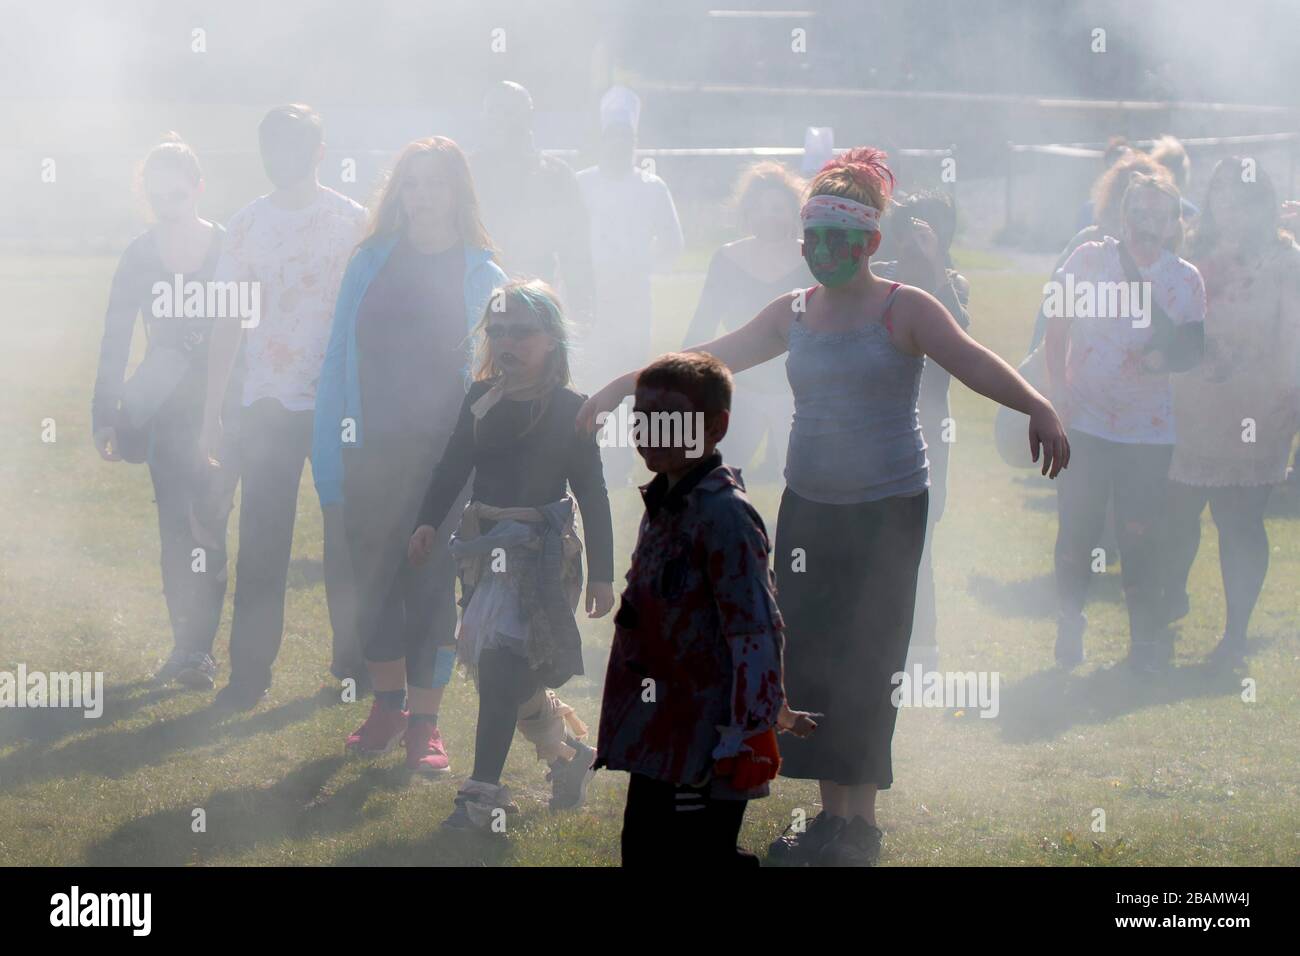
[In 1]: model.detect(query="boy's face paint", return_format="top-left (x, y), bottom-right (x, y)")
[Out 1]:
top-left (803, 226), bottom-right (869, 286)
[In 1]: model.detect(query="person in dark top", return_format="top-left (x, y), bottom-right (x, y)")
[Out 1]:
top-left (473, 81), bottom-right (594, 324)
top-left (873, 190), bottom-right (972, 674)
top-left (313, 137), bottom-right (507, 776)
top-left (92, 133), bottom-right (241, 690)
top-left (409, 279), bottom-right (614, 830)
top-left (682, 162), bottom-right (807, 482)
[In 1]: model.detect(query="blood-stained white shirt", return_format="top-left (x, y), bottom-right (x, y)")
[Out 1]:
top-left (1058, 237), bottom-right (1206, 444)
top-left (214, 186), bottom-right (367, 411)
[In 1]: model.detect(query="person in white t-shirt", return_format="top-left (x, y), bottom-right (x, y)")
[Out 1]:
top-left (576, 86), bottom-right (683, 389)
top-left (1046, 173), bottom-right (1207, 672)
top-left (200, 104), bottom-right (368, 710)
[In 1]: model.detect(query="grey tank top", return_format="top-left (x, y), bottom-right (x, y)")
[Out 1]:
top-left (783, 283), bottom-right (930, 504)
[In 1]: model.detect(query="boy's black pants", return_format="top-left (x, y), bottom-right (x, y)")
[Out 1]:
top-left (227, 398), bottom-right (359, 692)
top-left (620, 773), bottom-right (757, 868)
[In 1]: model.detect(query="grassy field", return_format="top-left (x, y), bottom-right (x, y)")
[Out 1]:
top-left (0, 249), bottom-right (1297, 866)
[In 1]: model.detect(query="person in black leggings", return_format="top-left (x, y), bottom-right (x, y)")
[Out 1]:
top-left (410, 279), bottom-right (614, 830)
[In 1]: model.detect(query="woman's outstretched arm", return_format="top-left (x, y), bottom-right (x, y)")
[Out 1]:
top-left (577, 293), bottom-right (793, 433)
top-left (897, 285), bottom-right (1071, 478)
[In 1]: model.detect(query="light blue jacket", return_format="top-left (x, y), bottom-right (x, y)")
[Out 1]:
top-left (312, 235), bottom-right (506, 506)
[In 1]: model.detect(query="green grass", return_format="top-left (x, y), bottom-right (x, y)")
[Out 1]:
top-left (0, 254), bottom-right (1297, 866)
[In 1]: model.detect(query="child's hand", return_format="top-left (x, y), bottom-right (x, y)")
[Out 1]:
top-left (408, 525), bottom-right (437, 565)
top-left (586, 581), bottom-right (615, 618)
top-left (777, 702), bottom-right (820, 738)
top-left (714, 728), bottom-right (781, 790)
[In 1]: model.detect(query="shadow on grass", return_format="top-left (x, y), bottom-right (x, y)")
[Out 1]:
top-left (995, 652), bottom-right (1259, 744)
top-left (0, 678), bottom-right (182, 748)
top-left (83, 755), bottom-right (411, 865)
top-left (966, 571), bottom-right (1123, 619)
top-left (0, 692), bottom-right (330, 792)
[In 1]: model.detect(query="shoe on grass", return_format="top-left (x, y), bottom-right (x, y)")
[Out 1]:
top-left (817, 816), bottom-right (884, 867)
top-left (175, 652), bottom-right (217, 690)
top-left (211, 681), bottom-right (268, 712)
top-left (443, 781), bottom-right (516, 832)
top-left (768, 811), bottom-right (845, 866)
top-left (547, 738), bottom-right (595, 811)
top-left (403, 719), bottom-right (450, 776)
top-left (1206, 634), bottom-right (1246, 670)
top-left (152, 649), bottom-right (188, 685)
top-left (345, 700), bottom-right (407, 755)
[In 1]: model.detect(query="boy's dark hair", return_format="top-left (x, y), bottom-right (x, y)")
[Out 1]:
top-left (902, 189), bottom-right (956, 254)
top-left (258, 104), bottom-right (323, 183)
top-left (637, 352), bottom-right (733, 418)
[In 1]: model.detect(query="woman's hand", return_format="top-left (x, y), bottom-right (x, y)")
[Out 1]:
top-left (585, 580), bottom-right (615, 618)
top-left (93, 426), bottom-right (121, 462)
top-left (408, 525), bottom-right (437, 565)
top-left (1029, 400), bottom-right (1071, 478)
top-left (576, 373), bottom-right (636, 435)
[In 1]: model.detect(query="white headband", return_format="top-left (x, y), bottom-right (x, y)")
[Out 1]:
top-left (800, 194), bottom-right (881, 233)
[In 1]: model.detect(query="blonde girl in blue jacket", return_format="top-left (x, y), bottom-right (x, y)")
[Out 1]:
top-left (313, 137), bottom-right (507, 775)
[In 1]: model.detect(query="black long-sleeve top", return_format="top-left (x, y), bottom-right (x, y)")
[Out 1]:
top-left (416, 379), bottom-right (614, 583)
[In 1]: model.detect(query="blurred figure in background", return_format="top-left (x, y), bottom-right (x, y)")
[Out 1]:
top-left (1074, 136), bottom-right (1133, 233)
top-left (92, 133), bottom-right (240, 690)
top-left (1032, 154), bottom-right (1173, 351)
top-left (1150, 135), bottom-right (1200, 222)
top-left (682, 161), bottom-right (805, 483)
top-left (312, 137), bottom-right (507, 775)
top-left (472, 81), bottom-right (593, 323)
top-left (577, 85), bottom-right (684, 482)
top-left (1046, 174), bottom-right (1205, 672)
top-left (1163, 159), bottom-right (1300, 668)
top-left (201, 104), bottom-right (368, 710)
top-left (873, 190), bottom-right (971, 673)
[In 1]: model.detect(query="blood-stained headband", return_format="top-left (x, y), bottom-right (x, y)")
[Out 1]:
top-left (800, 194), bottom-right (881, 233)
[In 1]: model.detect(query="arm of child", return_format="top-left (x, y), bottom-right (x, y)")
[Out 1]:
top-left (409, 388), bottom-right (478, 564)
top-left (705, 499), bottom-right (786, 790)
top-left (91, 242), bottom-right (146, 460)
top-left (565, 401), bottom-right (616, 617)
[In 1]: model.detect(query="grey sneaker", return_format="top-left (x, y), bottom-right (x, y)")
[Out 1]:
top-left (547, 739), bottom-right (596, 811)
top-left (817, 816), bottom-right (884, 867)
top-left (153, 649), bottom-right (188, 685)
top-left (768, 811), bottom-right (845, 866)
top-left (175, 652), bottom-right (217, 690)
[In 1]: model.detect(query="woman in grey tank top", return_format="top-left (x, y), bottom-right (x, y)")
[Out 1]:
top-left (579, 147), bottom-right (1070, 867)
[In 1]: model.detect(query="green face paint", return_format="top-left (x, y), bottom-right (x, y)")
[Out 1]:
top-left (803, 226), bottom-right (869, 287)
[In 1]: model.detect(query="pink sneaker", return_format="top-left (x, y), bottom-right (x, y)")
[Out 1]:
top-left (404, 721), bottom-right (451, 776)
top-left (346, 701), bottom-right (407, 755)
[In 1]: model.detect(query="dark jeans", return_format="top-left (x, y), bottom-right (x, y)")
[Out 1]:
top-left (227, 399), bottom-right (359, 691)
top-left (1054, 430), bottom-right (1173, 646)
top-left (621, 773), bottom-right (755, 868)
top-left (472, 646), bottom-right (542, 785)
top-left (343, 432), bottom-right (458, 688)
top-left (1164, 481), bottom-right (1272, 643)
top-left (147, 401), bottom-right (239, 657)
